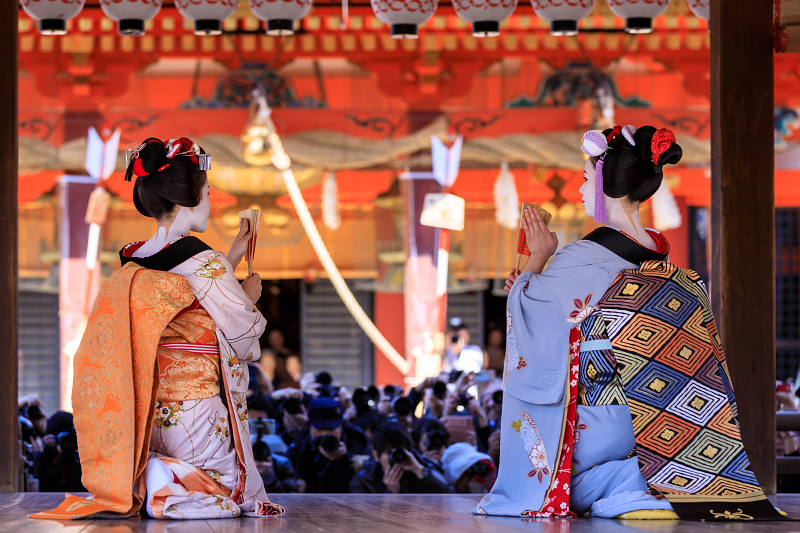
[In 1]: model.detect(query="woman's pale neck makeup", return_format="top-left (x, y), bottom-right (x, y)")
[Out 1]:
top-left (604, 197), bottom-right (657, 250)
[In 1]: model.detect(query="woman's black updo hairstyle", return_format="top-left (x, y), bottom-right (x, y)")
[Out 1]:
top-left (126, 137), bottom-right (208, 219)
top-left (591, 126), bottom-right (683, 203)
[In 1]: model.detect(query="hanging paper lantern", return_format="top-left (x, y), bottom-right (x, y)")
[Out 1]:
top-left (493, 162), bottom-right (520, 230)
top-left (20, 0), bottom-right (86, 35)
top-left (100, 0), bottom-right (164, 36)
top-left (607, 0), bottom-right (671, 34)
top-left (371, 0), bottom-right (438, 39)
top-left (687, 0), bottom-right (709, 21)
top-left (453, 0), bottom-right (517, 37)
top-left (531, 0), bottom-right (594, 36)
top-left (248, 0), bottom-right (313, 36)
top-left (650, 180), bottom-right (682, 231)
top-left (322, 171), bottom-right (341, 231)
top-left (176, 0), bottom-right (239, 35)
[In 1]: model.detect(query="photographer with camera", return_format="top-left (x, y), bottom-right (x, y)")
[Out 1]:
top-left (441, 318), bottom-right (484, 374)
top-left (288, 397), bottom-right (372, 493)
top-left (350, 422), bottom-right (452, 494)
top-left (252, 440), bottom-right (304, 493)
top-left (347, 387), bottom-right (387, 437)
top-left (262, 387), bottom-right (311, 444)
top-left (441, 442), bottom-right (497, 494)
top-left (412, 417), bottom-right (450, 467)
top-left (33, 411), bottom-right (86, 493)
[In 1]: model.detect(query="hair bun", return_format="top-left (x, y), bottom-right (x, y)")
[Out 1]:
top-left (136, 138), bottom-right (168, 176)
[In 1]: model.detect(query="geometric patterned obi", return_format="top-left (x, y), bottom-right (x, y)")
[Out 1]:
top-left (586, 260), bottom-right (784, 520)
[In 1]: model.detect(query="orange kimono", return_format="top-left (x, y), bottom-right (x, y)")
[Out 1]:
top-left (34, 240), bottom-right (283, 520)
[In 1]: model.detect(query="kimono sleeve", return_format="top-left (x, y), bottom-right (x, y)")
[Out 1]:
top-left (504, 248), bottom-right (610, 405)
top-left (174, 250), bottom-right (267, 362)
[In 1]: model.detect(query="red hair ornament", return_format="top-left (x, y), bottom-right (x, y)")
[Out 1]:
top-left (651, 128), bottom-right (676, 165)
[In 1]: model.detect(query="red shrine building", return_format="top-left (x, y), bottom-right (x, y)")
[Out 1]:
top-left (15, 0), bottom-right (800, 413)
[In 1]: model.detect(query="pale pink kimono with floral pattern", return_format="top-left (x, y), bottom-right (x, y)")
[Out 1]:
top-left (139, 248), bottom-right (282, 519)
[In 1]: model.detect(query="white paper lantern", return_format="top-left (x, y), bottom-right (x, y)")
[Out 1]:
top-left (20, 0), bottom-right (86, 35)
top-left (371, 0), bottom-right (438, 39)
top-left (248, 0), bottom-right (313, 36)
top-left (176, 0), bottom-right (239, 35)
top-left (687, 0), bottom-right (709, 21)
top-left (453, 0), bottom-right (517, 37)
top-left (100, 0), bottom-right (163, 36)
top-left (607, 0), bottom-right (671, 33)
top-left (531, 0), bottom-right (594, 36)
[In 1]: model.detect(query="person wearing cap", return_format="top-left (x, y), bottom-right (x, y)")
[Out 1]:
top-left (442, 317), bottom-right (485, 374)
top-left (288, 397), bottom-right (372, 493)
top-left (442, 442), bottom-right (497, 494)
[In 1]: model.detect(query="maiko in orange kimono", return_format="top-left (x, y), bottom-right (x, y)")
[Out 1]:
top-left (33, 241), bottom-right (284, 520)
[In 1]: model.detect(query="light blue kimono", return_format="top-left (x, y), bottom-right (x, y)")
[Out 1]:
top-left (474, 239), bottom-right (673, 518)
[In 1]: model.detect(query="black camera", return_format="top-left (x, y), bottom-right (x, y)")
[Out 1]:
top-left (252, 441), bottom-right (272, 462)
top-left (448, 370), bottom-right (464, 384)
top-left (367, 385), bottom-right (380, 403)
top-left (315, 372), bottom-right (340, 398)
top-left (314, 434), bottom-right (341, 454)
top-left (458, 393), bottom-right (473, 408)
top-left (493, 390), bottom-right (503, 405)
top-left (392, 396), bottom-right (413, 417)
top-left (56, 431), bottom-right (78, 451)
top-left (353, 388), bottom-right (371, 409)
top-left (389, 448), bottom-right (408, 467)
top-left (283, 397), bottom-right (303, 415)
top-left (467, 460), bottom-right (490, 478)
top-left (451, 335), bottom-right (460, 344)
top-left (433, 381), bottom-right (448, 400)
top-left (425, 431), bottom-right (448, 452)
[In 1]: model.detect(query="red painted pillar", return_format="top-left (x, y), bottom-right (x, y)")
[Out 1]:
top-left (402, 173), bottom-right (446, 384)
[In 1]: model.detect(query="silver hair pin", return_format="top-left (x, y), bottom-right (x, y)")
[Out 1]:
top-left (198, 153), bottom-right (211, 171)
top-left (125, 142), bottom-right (145, 166)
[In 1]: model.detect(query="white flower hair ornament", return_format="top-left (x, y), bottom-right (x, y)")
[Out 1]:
top-left (580, 125), bottom-right (637, 224)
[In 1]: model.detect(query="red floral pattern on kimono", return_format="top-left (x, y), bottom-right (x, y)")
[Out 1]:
top-left (523, 328), bottom-right (580, 518)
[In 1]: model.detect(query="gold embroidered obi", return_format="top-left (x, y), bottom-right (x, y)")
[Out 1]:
top-left (157, 306), bottom-right (220, 402)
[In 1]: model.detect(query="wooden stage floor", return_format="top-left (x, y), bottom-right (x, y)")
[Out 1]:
top-left (4, 493), bottom-right (800, 533)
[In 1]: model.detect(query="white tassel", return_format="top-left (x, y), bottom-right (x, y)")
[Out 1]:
top-left (322, 171), bottom-right (341, 231)
top-left (651, 180), bottom-right (682, 231)
top-left (493, 162), bottom-right (519, 230)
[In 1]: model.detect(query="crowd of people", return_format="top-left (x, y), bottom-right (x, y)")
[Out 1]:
top-left (18, 394), bottom-right (85, 493)
top-left (18, 317), bottom-right (506, 496)
top-left (245, 369), bottom-right (502, 495)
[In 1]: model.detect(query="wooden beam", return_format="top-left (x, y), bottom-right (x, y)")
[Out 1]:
top-left (0, 0), bottom-right (19, 493)
top-left (710, 0), bottom-right (775, 493)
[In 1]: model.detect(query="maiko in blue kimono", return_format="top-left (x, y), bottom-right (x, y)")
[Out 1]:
top-left (475, 125), bottom-right (782, 521)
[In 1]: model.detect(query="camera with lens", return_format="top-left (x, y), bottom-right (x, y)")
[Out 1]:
top-left (447, 370), bottom-right (464, 384)
top-left (425, 431), bottom-right (448, 452)
top-left (315, 372), bottom-right (341, 398)
top-left (492, 390), bottom-right (503, 405)
top-left (283, 397), bottom-right (303, 415)
top-left (313, 434), bottom-right (342, 455)
top-left (432, 380), bottom-right (448, 400)
top-left (391, 396), bottom-right (413, 418)
top-left (352, 388), bottom-right (373, 410)
top-left (389, 448), bottom-right (409, 467)
top-left (56, 431), bottom-right (78, 451)
top-left (467, 460), bottom-right (491, 478)
top-left (458, 393), bottom-right (473, 408)
top-left (252, 440), bottom-right (272, 462)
